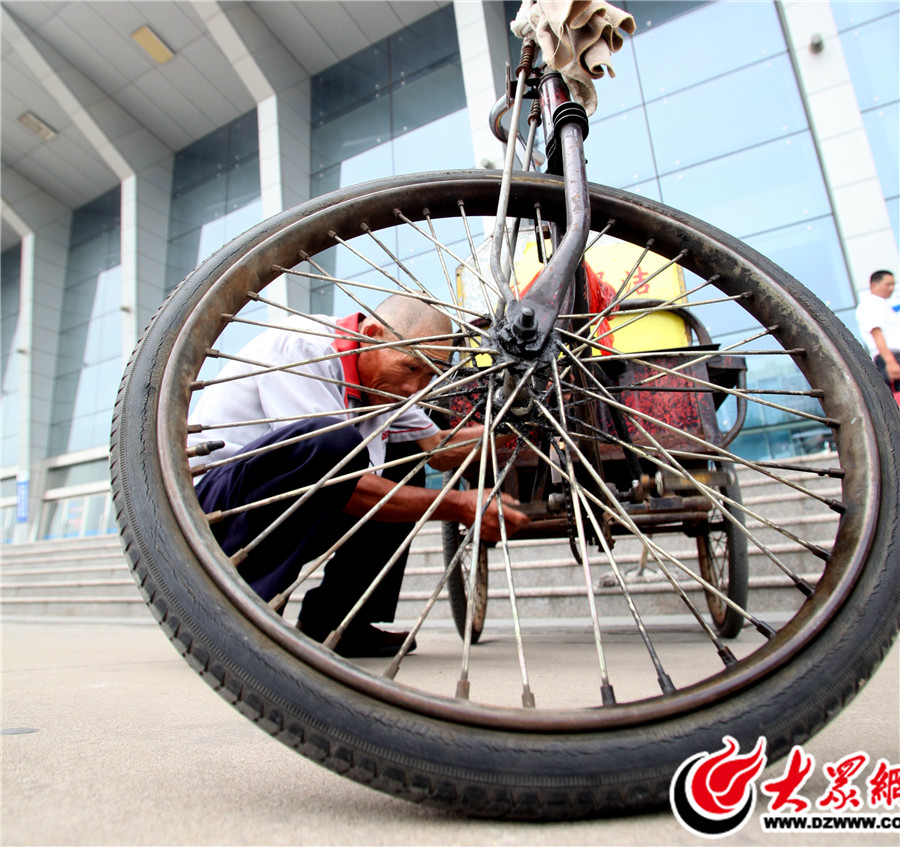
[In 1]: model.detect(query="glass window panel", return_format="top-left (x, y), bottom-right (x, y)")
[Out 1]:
top-left (312, 96), bottom-right (392, 173)
top-left (620, 179), bottom-right (662, 202)
top-left (389, 6), bottom-right (458, 79)
top-left (310, 165), bottom-right (341, 199)
top-left (220, 198), bottom-right (263, 247)
top-left (391, 109), bottom-right (473, 174)
top-left (2, 505), bottom-right (14, 544)
top-left (169, 177), bottom-right (228, 235)
top-left (647, 55), bottom-right (807, 174)
top-left (839, 13), bottom-right (900, 109)
top-left (744, 216), bottom-right (854, 311)
top-left (590, 40), bottom-right (644, 119)
top-left (82, 494), bottom-right (107, 536)
top-left (888, 196), bottom-right (899, 248)
top-left (69, 189), bottom-right (120, 248)
top-left (226, 157), bottom-right (261, 209)
top-left (172, 125), bottom-right (230, 195)
top-left (660, 133), bottom-right (831, 238)
top-left (632, 0), bottom-right (785, 98)
top-left (391, 60), bottom-right (466, 142)
top-left (228, 110), bottom-right (259, 161)
top-left (585, 106), bottom-right (656, 186)
top-left (337, 139), bottom-right (393, 190)
top-left (832, 1), bottom-right (898, 30)
top-left (166, 231), bottom-right (203, 289)
top-left (622, 0), bottom-right (710, 34)
top-left (312, 44), bottom-right (390, 121)
top-left (862, 102), bottom-right (900, 203)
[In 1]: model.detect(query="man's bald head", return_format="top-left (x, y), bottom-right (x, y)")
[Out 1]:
top-left (368, 294), bottom-right (452, 341)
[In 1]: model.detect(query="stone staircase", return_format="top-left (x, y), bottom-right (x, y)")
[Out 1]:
top-left (1, 453), bottom-right (842, 629)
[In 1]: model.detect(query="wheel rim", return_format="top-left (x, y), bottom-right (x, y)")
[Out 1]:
top-left (155, 171), bottom-right (879, 731)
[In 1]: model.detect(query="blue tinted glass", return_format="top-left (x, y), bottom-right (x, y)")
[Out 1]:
top-left (619, 179), bottom-right (662, 202)
top-left (338, 140), bottom-right (393, 188)
top-left (862, 101), bottom-right (900, 201)
top-left (632, 0), bottom-right (786, 98)
top-left (2, 247), bottom-right (21, 368)
top-left (312, 96), bottom-right (392, 173)
top-left (590, 40), bottom-right (644, 119)
top-left (389, 6), bottom-right (458, 78)
top-left (831, 1), bottom-right (898, 30)
top-left (312, 44), bottom-right (389, 121)
top-left (622, 1), bottom-right (709, 33)
top-left (391, 109), bottom-right (473, 174)
top-left (744, 216), bottom-right (854, 311)
top-left (585, 106), bottom-right (656, 186)
top-left (660, 133), bottom-right (831, 238)
top-left (839, 13), bottom-right (900, 109)
top-left (391, 60), bottom-right (466, 140)
top-left (888, 196), bottom-right (900, 247)
top-left (647, 55), bottom-right (807, 173)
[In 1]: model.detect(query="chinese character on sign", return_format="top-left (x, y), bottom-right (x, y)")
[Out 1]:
top-left (817, 752), bottom-right (870, 811)
top-left (760, 746), bottom-right (815, 812)
top-left (867, 760), bottom-right (900, 810)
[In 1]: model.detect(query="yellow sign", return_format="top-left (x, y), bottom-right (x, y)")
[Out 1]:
top-left (585, 241), bottom-right (690, 353)
top-left (455, 238), bottom-right (690, 357)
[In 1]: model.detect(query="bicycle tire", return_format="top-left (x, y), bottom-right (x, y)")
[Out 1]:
top-left (443, 522), bottom-right (489, 644)
top-left (697, 468), bottom-right (749, 638)
top-left (111, 169), bottom-right (900, 820)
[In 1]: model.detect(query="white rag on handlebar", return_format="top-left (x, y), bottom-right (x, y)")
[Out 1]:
top-left (511, 0), bottom-right (636, 116)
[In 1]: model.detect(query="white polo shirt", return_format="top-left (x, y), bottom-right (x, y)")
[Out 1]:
top-left (855, 291), bottom-right (900, 358)
top-left (187, 313), bottom-right (439, 471)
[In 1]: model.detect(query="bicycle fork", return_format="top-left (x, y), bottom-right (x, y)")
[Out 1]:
top-left (494, 69), bottom-right (592, 361)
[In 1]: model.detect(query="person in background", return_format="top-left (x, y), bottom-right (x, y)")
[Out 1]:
top-left (855, 270), bottom-right (900, 403)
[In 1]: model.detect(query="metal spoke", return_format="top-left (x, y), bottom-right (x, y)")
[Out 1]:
top-left (456, 380), bottom-right (495, 701)
top-left (559, 351), bottom-right (821, 599)
top-left (225, 361), bottom-right (468, 567)
top-left (488, 431), bottom-right (535, 707)
top-left (548, 362), bottom-right (615, 703)
top-left (529, 393), bottom-right (741, 662)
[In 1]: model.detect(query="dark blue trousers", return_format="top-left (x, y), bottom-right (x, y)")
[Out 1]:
top-left (195, 418), bottom-right (423, 634)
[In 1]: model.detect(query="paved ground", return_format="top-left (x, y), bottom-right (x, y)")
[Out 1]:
top-left (2, 619), bottom-right (898, 847)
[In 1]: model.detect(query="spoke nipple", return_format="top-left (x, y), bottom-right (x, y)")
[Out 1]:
top-left (718, 647), bottom-right (738, 666)
top-left (455, 679), bottom-right (470, 700)
top-left (797, 577), bottom-right (816, 596)
top-left (522, 688), bottom-right (536, 708)
top-left (756, 620), bottom-right (777, 639)
top-left (600, 683), bottom-right (616, 706)
top-left (659, 674), bottom-right (676, 695)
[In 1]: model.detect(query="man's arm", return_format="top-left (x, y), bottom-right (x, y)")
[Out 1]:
top-left (417, 425), bottom-right (516, 471)
top-left (343, 472), bottom-right (529, 542)
top-left (871, 327), bottom-right (900, 381)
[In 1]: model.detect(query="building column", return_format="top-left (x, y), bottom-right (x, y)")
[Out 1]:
top-left (781, 0), bottom-right (898, 298)
top-left (258, 87), bottom-right (312, 312)
top-left (121, 163), bottom-right (172, 361)
top-left (454, 0), bottom-right (510, 171)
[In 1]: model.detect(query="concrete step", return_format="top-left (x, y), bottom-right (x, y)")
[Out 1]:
top-left (0, 451), bottom-right (845, 623)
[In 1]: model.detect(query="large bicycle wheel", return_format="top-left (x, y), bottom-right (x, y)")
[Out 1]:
top-left (111, 170), bottom-right (900, 820)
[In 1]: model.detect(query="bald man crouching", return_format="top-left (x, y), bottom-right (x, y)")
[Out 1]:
top-left (187, 295), bottom-right (529, 658)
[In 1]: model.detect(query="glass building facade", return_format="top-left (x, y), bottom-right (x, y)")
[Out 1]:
top-left (1, 0), bottom-right (896, 542)
top-left (309, 5), bottom-right (474, 316)
top-left (1, 246), bottom-right (21, 474)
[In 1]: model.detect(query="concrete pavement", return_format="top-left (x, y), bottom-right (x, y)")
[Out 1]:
top-left (2, 619), bottom-right (898, 847)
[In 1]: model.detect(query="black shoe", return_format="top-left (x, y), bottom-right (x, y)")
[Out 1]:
top-left (298, 621), bottom-right (416, 659)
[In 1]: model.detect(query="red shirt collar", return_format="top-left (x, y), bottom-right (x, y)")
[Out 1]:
top-left (332, 313), bottom-right (365, 406)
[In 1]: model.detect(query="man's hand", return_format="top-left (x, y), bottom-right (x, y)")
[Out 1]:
top-left (886, 356), bottom-right (900, 382)
top-left (344, 474), bottom-right (530, 541)
top-left (452, 489), bottom-right (530, 542)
